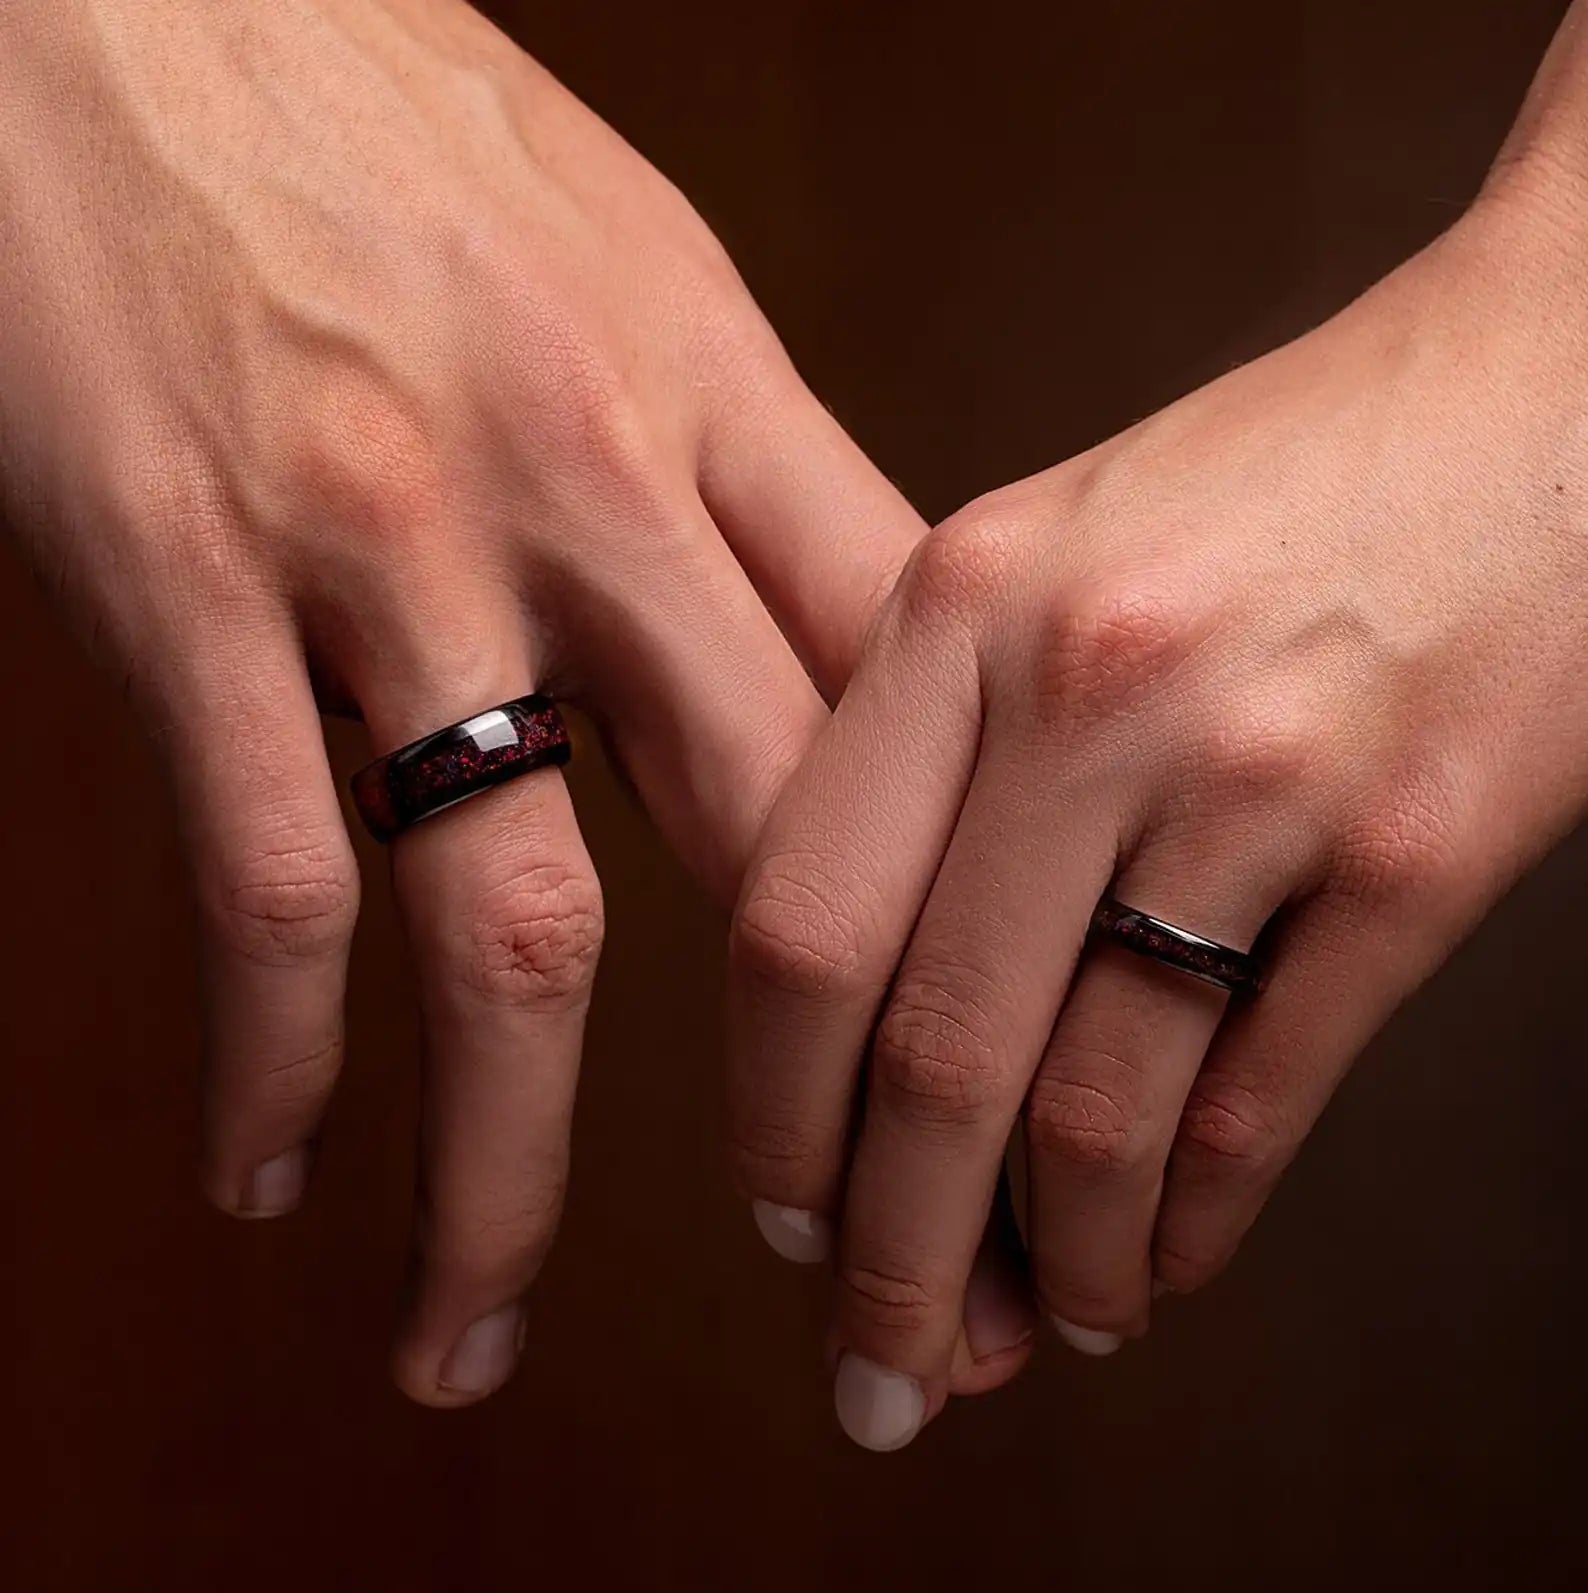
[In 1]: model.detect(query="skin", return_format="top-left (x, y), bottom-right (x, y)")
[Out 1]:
top-left (0, 0), bottom-right (1041, 1406)
top-left (728, 7), bottom-right (1588, 1449)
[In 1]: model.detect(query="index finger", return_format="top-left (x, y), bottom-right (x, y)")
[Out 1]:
top-left (725, 550), bottom-right (983, 1251)
top-left (699, 377), bottom-right (926, 699)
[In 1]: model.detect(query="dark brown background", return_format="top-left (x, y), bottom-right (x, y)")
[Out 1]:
top-left (3, 1), bottom-right (1584, 1588)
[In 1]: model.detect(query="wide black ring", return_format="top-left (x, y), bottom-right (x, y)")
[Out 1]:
top-left (1090, 898), bottom-right (1263, 996)
top-left (351, 694), bottom-right (571, 843)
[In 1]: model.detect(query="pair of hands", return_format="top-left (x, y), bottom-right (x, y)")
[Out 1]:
top-left (3, 0), bottom-right (1585, 1450)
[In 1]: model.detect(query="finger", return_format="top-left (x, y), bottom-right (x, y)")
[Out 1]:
top-left (168, 616), bottom-right (359, 1220)
top-left (726, 556), bottom-right (984, 1247)
top-left (1024, 846), bottom-right (1283, 1353)
top-left (945, 1172), bottom-right (1038, 1397)
top-left (699, 379), bottom-right (926, 698)
top-left (1153, 891), bottom-right (1444, 1294)
top-left (828, 734), bottom-right (1118, 1437)
top-left (352, 620), bottom-right (600, 1408)
top-left (566, 502), bottom-right (831, 909)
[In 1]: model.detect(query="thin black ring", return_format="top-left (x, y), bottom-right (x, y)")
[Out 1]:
top-left (350, 694), bottom-right (571, 843)
top-left (1090, 898), bottom-right (1263, 996)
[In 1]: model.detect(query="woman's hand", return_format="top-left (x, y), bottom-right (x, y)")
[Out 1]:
top-left (728, 32), bottom-right (1588, 1449)
top-left (0, 0), bottom-right (921, 1402)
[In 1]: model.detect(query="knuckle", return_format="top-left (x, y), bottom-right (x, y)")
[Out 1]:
top-left (1330, 777), bottom-right (1466, 922)
top-left (899, 504), bottom-right (1020, 627)
top-left (1026, 1069), bottom-right (1151, 1181)
top-left (114, 433), bottom-right (232, 551)
top-left (871, 982), bottom-right (1007, 1131)
top-left (506, 334), bottom-right (662, 504)
top-left (558, 370), bottom-right (657, 494)
top-left (104, 431), bottom-right (257, 613)
top-left (1152, 1233), bottom-right (1235, 1294)
top-left (732, 854), bottom-right (869, 1001)
top-left (1201, 697), bottom-right (1324, 809)
top-left (206, 827), bottom-right (360, 966)
top-left (725, 1116), bottom-right (831, 1204)
top-left (836, 1259), bottom-right (939, 1334)
top-left (284, 390), bottom-right (446, 549)
top-left (1030, 581), bottom-right (1197, 725)
top-left (1032, 1269), bottom-right (1130, 1326)
top-left (457, 862), bottom-right (605, 1009)
top-left (1175, 1080), bottom-right (1287, 1179)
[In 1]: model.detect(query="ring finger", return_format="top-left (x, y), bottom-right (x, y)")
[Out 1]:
top-left (1024, 847), bottom-right (1286, 1354)
top-left (348, 604), bottom-right (601, 1408)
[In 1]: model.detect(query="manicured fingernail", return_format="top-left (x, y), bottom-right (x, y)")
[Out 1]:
top-left (239, 1146), bottom-right (309, 1218)
top-left (439, 1305), bottom-right (524, 1397)
top-left (963, 1272), bottom-right (1036, 1361)
top-left (751, 1200), bottom-right (831, 1263)
top-left (833, 1353), bottom-right (925, 1452)
top-left (1051, 1317), bottom-right (1123, 1357)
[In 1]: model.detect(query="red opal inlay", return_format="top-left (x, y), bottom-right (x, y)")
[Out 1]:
top-left (351, 695), bottom-right (571, 842)
top-left (1090, 898), bottom-right (1263, 996)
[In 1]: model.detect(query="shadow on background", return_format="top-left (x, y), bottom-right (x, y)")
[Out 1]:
top-left (2, 2), bottom-right (1582, 1587)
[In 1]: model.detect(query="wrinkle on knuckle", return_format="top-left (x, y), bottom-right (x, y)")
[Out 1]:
top-left (899, 506), bottom-right (1020, 629)
top-left (505, 333), bottom-right (664, 508)
top-left (1032, 1270), bottom-right (1128, 1326)
top-left (254, 1034), bottom-right (343, 1108)
top-left (872, 984), bottom-right (1006, 1130)
top-left (1176, 1080), bottom-right (1285, 1178)
top-left (1030, 582), bottom-right (1197, 726)
top-left (726, 1117), bottom-right (828, 1199)
top-left (207, 828), bottom-right (360, 966)
top-left (838, 1260), bottom-right (938, 1333)
top-left (1152, 1234), bottom-right (1232, 1293)
top-left (1330, 779), bottom-right (1465, 923)
top-left (458, 863), bottom-right (605, 1009)
top-left (1201, 697), bottom-right (1324, 809)
top-left (1026, 1070), bottom-right (1148, 1181)
top-left (283, 387), bottom-right (447, 552)
top-left (733, 854), bottom-right (870, 1000)
top-left (114, 437), bottom-right (237, 561)
top-left (562, 380), bottom-right (658, 499)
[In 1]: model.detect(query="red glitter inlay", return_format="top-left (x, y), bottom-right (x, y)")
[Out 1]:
top-left (351, 696), bottom-right (571, 842)
top-left (1091, 899), bottom-right (1262, 995)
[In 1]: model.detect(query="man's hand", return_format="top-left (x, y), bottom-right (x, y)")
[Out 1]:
top-left (0, 0), bottom-right (922, 1403)
top-left (728, 4), bottom-right (1588, 1450)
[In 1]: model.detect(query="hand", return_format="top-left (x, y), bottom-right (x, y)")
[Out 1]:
top-left (727, 37), bottom-right (1588, 1449)
top-left (0, 0), bottom-right (921, 1402)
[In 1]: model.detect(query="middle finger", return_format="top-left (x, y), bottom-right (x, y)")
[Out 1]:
top-left (831, 728), bottom-right (1119, 1447)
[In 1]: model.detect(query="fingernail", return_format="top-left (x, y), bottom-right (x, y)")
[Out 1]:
top-left (439, 1305), bottom-right (524, 1397)
top-left (238, 1146), bottom-right (310, 1218)
top-left (833, 1353), bottom-right (926, 1452)
top-left (751, 1200), bottom-right (831, 1264)
top-left (1152, 1279), bottom-right (1174, 1300)
top-left (963, 1272), bottom-right (1036, 1361)
top-left (1051, 1317), bottom-right (1124, 1357)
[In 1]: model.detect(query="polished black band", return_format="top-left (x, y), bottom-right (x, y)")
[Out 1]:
top-left (1090, 898), bottom-right (1263, 996)
top-left (350, 695), bottom-right (571, 842)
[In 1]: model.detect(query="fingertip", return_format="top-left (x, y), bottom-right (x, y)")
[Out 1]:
top-left (210, 1143), bottom-right (313, 1220)
top-left (391, 1302), bottom-right (527, 1409)
top-left (1050, 1317), bottom-right (1125, 1357)
top-left (751, 1199), bottom-right (832, 1263)
top-left (948, 1326), bottom-right (1036, 1396)
top-left (833, 1353), bottom-right (927, 1453)
top-left (948, 1238), bottom-right (1038, 1395)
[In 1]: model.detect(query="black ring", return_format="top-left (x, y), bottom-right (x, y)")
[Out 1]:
top-left (1090, 898), bottom-right (1263, 996)
top-left (351, 694), bottom-right (571, 842)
